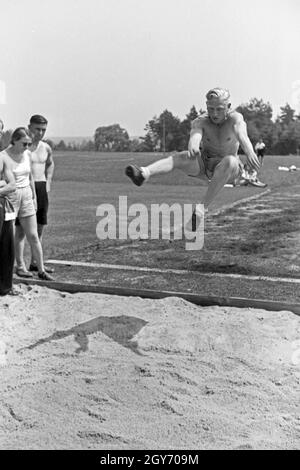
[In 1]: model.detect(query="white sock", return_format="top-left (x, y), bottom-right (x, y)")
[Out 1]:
top-left (141, 166), bottom-right (151, 181)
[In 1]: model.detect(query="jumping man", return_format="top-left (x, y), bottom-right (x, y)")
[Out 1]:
top-left (125, 87), bottom-right (260, 231)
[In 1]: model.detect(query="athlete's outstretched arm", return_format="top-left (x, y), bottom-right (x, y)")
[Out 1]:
top-left (233, 115), bottom-right (260, 170)
top-left (188, 118), bottom-right (204, 157)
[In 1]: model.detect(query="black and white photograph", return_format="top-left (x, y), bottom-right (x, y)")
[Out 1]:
top-left (0, 0), bottom-right (299, 452)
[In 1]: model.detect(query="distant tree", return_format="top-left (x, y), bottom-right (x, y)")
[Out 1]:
top-left (237, 98), bottom-right (276, 152)
top-left (143, 119), bottom-right (158, 151)
top-left (237, 97), bottom-right (273, 121)
top-left (84, 140), bottom-right (95, 151)
top-left (273, 104), bottom-right (300, 154)
top-left (94, 124), bottom-right (130, 152)
top-left (278, 103), bottom-right (296, 125)
top-left (77, 139), bottom-right (95, 151)
top-left (139, 132), bottom-right (155, 152)
top-left (144, 110), bottom-right (182, 152)
top-left (129, 138), bottom-right (144, 152)
top-left (178, 106), bottom-right (199, 150)
top-left (67, 142), bottom-right (75, 151)
top-left (55, 139), bottom-right (67, 151)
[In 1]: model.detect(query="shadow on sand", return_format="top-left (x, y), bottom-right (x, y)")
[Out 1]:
top-left (19, 315), bottom-right (148, 355)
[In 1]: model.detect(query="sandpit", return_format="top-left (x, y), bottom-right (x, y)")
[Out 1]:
top-left (0, 284), bottom-right (299, 450)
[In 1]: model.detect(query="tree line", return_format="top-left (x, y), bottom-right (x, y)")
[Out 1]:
top-left (91, 99), bottom-right (300, 155)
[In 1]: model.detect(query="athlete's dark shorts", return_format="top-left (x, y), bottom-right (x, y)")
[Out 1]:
top-left (15, 181), bottom-right (49, 226)
top-left (257, 149), bottom-right (265, 158)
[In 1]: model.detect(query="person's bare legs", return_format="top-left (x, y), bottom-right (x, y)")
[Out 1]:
top-left (15, 224), bottom-right (26, 270)
top-left (30, 223), bottom-right (44, 267)
top-left (202, 155), bottom-right (240, 208)
top-left (131, 151), bottom-right (203, 235)
top-left (19, 215), bottom-right (45, 274)
top-left (37, 223), bottom-right (44, 239)
top-left (185, 155), bottom-right (240, 233)
top-left (142, 151), bottom-right (200, 179)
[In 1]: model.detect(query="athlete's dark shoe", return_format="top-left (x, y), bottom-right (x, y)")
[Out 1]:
top-left (125, 164), bottom-right (145, 186)
top-left (38, 271), bottom-right (55, 281)
top-left (29, 264), bottom-right (55, 274)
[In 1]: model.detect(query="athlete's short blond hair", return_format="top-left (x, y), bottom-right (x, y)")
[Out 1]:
top-left (206, 87), bottom-right (230, 103)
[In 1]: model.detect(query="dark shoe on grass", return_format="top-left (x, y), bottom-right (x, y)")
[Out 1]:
top-left (125, 164), bottom-right (145, 186)
top-left (29, 264), bottom-right (55, 274)
top-left (38, 271), bottom-right (55, 281)
top-left (29, 264), bottom-right (38, 272)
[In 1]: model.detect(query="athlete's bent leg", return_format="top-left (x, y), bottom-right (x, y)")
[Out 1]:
top-left (145, 151), bottom-right (200, 178)
top-left (202, 155), bottom-right (240, 208)
top-left (186, 155), bottom-right (239, 233)
top-left (126, 151), bottom-right (201, 185)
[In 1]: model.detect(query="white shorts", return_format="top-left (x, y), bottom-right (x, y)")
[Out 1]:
top-left (180, 151), bottom-right (243, 183)
top-left (8, 186), bottom-right (36, 219)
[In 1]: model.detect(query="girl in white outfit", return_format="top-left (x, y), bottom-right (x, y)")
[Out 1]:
top-left (0, 127), bottom-right (54, 280)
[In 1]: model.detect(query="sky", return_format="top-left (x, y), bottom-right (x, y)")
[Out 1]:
top-left (0, 0), bottom-right (299, 138)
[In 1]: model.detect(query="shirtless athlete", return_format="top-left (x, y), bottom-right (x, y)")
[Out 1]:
top-left (125, 87), bottom-right (260, 231)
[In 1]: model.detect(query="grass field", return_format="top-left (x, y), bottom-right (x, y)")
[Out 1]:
top-left (22, 151), bottom-right (300, 302)
top-left (44, 152), bottom-right (299, 254)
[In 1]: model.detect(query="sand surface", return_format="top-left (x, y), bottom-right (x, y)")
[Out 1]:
top-left (0, 284), bottom-right (299, 450)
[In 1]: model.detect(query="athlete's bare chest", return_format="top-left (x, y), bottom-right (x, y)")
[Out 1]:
top-left (31, 149), bottom-right (48, 164)
top-left (202, 122), bottom-right (236, 145)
